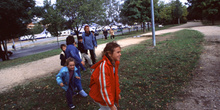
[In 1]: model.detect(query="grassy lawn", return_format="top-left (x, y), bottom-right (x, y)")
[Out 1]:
top-left (0, 24), bottom-right (180, 70)
top-left (0, 29), bottom-right (204, 109)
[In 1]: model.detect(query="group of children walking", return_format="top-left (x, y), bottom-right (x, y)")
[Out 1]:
top-left (56, 25), bottom-right (122, 109)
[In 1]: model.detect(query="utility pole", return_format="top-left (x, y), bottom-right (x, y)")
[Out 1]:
top-left (151, 0), bottom-right (156, 46)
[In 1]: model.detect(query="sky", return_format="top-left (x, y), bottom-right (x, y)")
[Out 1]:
top-left (35, 0), bottom-right (188, 6)
top-left (160, 0), bottom-right (188, 5)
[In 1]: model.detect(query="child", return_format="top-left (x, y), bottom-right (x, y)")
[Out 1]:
top-left (60, 44), bottom-right (66, 66)
top-left (56, 57), bottom-right (80, 109)
top-left (89, 41), bottom-right (122, 110)
top-left (77, 36), bottom-right (93, 67)
top-left (65, 35), bottom-right (88, 97)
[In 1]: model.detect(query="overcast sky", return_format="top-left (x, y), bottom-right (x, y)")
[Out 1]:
top-left (35, 0), bottom-right (188, 6)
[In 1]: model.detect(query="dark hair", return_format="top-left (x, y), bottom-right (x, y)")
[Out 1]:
top-left (78, 36), bottom-right (83, 40)
top-left (66, 35), bottom-right (75, 45)
top-left (60, 44), bottom-right (66, 49)
top-left (102, 41), bottom-right (121, 66)
top-left (84, 25), bottom-right (89, 31)
top-left (65, 57), bottom-right (75, 66)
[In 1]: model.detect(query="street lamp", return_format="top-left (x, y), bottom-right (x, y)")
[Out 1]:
top-left (151, 0), bottom-right (156, 46)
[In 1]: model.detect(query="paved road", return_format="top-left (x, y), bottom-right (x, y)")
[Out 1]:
top-left (4, 27), bottom-right (142, 60)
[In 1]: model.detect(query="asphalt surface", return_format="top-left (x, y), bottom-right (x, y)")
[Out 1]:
top-left (4, 27), bottom-right (142, 60)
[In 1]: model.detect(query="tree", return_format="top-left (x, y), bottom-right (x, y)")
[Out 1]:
top-left (157, 0), bottom-right (187, 25)
top-left (173, 0), bottom-right (183, 24)
top-left (187, 0), bottom-right (220, 24)
top-left (31, 23), bottom-right (44, 34)
top-left (58, 0), bottom-right (105, 39)
top-left (35, 0), bottom-right (66, 47)
top-left (0, 0), bottom-right (35, 61)
top-left (120, 0), bottom-right (158, 32)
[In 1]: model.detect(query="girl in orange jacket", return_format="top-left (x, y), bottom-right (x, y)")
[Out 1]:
top-left (89, 41), bottom-right (122, 110)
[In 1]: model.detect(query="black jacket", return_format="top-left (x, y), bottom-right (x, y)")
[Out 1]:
top-left (77, 41), bottom-right (87, 53)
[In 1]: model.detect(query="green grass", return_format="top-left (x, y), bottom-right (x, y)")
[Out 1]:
top-left (0, 29), bottom-right (204, 109)
top-left (0, 24), bottom-right (180, 70)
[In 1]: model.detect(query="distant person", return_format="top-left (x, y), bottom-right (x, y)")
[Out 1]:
top-left (77, 36), bottom-right (93, 67)
top-left (60, 44), bottom-right (66, 66)
top-left (65, 35), bottom-right (88, 97)
top-left (56, 57), bottom-right (80, 109)
top-left (89, 41), bottom-right (122, 110)
top-left (103, 28), bottom-right (108, 39)
top-left (12, 39), bottom-right (16, 50)
top-left (109, 27), bottom-right (115, 39)
top-left (82, 25), bottom-right (97, 65)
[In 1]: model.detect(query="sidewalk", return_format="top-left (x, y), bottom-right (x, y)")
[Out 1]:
top-left (0, 22), bottom-right (201, 93)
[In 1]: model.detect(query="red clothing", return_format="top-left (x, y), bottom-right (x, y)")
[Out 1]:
top-left (89, 55), bottom-right (121, 107)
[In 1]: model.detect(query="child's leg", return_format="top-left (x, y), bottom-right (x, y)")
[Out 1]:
top-left (74, 66), bottom-right (88, 97)
top-left (89, 50), bottom-right (96, 64)
top-left (82, 53), bottom-right (93, 66)
top-left (97, 103), bottom-right (117, 110)
top-left (66, 86), bottom-right (74, 107)
top-left (74, 67), bottom-right (83, 91)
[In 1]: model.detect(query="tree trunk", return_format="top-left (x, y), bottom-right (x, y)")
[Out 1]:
top-left (143, 22), bottom-right (145, 33)
top-left (2, 40), bottom-right (9, 60)
top-left (0, 41), bottom-right (6, 61)
top-left (74, 30), bottom-right (80, 40)
top-left (178, 18), bottom-right (180, 24)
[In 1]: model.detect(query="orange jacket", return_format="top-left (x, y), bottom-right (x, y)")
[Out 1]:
top-left (89, 55), bottom-right (121, 107)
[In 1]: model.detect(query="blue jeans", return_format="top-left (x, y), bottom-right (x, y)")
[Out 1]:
top-left (66, 84), bottom-right (74, 107)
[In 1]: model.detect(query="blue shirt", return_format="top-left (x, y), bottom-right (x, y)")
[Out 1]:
top-left (82, 32), bottom-right (97, 50)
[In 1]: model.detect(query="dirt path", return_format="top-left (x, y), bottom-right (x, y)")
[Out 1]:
top-left (171, 26), bottom-right (220, 110)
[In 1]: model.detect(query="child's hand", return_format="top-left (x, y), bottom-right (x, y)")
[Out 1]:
top-left (81, 61), bottom-right (85, 66)
top-left (110, 105), bottom-right (117, 110)
top-left (60, 83), bottom-right (64, 87)
top-left (76, 76), bottom-right (80, 79)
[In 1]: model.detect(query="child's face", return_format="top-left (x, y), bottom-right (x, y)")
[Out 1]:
top-left (73, 42), bottom-right (77, 47)
top-left (78, 39), bottom-right (83, 42)
top-left (67, 61), bottom-right (75, 71)
top-left (109, 47), bottom-right (121, 61)
top-left (62, 46), bottom-right (66, 51)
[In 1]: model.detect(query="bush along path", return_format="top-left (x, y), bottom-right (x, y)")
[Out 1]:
top-left (0, 29), bottom-right (205, 109)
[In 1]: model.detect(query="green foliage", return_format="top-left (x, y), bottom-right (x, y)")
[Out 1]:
top-left (120, 0), bottom-right (155, 25)
top-left (31, 23), bottom-right (44, 34)
top-left (157, 0), bottom-right (187, 24)
top-left (58, 0), bottom-right (105, 33)
top-left (187, 0), bottom-right (220, 24)
top-left (0, 0), bottom-right (35, 41)
top-left (40, 0), bottom-right (65, 37)
top-left (0, 30), bottom-right (204, 109)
